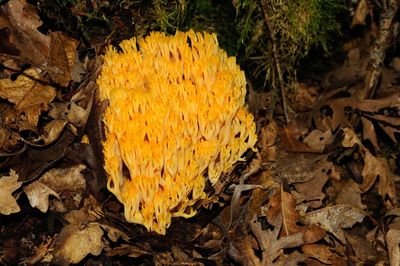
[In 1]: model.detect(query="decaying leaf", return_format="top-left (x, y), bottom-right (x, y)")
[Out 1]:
top-left (342, 127), bottom-right (397, 205)
top-left (301, 244), bottom-right (334, 264)
top-left (293, 159), bottom-right (331, 208)
top-left (0, 169), bottom-right (21, 215)
top-left (346, 233), bottom-right (377, 262)
top-left (385, 210), bottom-right (400, 266)
top-left (47, 32), bottom-right (81, 86)
top-left (351, 0), bottom-right (371, 27)
top-left (51, 223), bottom-right (104, 265)
top-left (279, 121), bottom-right (311, 152)
top-left (268, 188), bottom-right (325, 242)
top-left (0, 1), bottom-right (83, 87)
top-left (313, 93), bottom-right (400, 150)
top-left (335, 179), bottom-right (366, 209)
top-left (303, 129), bottom-right (333, 153)
top-left (34, 164), bottom-right (86, 212)
top-left (23, 119), bottom-right (67, 147)
top-left (23, 181), bottom-right (60, 212)
top-left (106, 244), bottom-right (152, 258)
top-left (50, 196), bottom-right (105, 265)
top-left (304, 204), bottom-right (366, 243)
top-left (0, 0), bottom-right (50, 65)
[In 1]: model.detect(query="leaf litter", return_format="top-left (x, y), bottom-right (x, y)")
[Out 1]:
top-left (0, 0), bottom-right (400, 265)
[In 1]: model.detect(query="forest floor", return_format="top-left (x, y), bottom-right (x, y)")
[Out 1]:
top-left (1, 1), bottom-right (400, 265)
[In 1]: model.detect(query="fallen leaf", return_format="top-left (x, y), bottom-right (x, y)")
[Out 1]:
top-left (293, 159), bottom-right (331, 208)
top-left (361, 152), bottom-right (396, 204)
top-left (303, 129), bottom-right (333, 153)
top-left (342, 127), bottom-right (397, 205)
top-left (0, 169), bottom-right (21, 215)
top-left (47, 32), bottom-right (80, 86)
top-left (304, 204), bottom-right (366, 243)
top-left (52, 223), bottom-right (104, 265)
top-left (106, 244), bottom-right (152, 258)
top-left (278, 121), bottom-right (311, 152)
top-left (351, 0), bottom-right (370, 27)
top-left (38, 164), bottom-right (86, 212)
top-left (335, 179), bottom-right (366, 210)
top-left (23, 181), bottom-right (60, 212)
top-left (249, 214), bottom-right (307, 264)
top-left (301, 244), bottom-right (334, 264)
top-left (346, 233), bottom-right (377, 262)
top-left (23, 119), bottom-right (67, 147)
top-left (0, 0), bottom-right (50, 65)
top-left (385, 211), bottom-right (400, 266)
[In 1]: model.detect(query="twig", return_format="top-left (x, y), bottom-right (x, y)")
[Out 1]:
top-left (259, 0), bottom-right (290, 123)
top-left (355, 0), bottom-right (399, 100)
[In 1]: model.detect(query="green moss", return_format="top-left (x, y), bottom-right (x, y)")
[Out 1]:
top-left (235, 0), bottom-right (345, 89)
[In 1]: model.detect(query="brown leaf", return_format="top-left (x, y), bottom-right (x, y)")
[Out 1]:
top-left (0, 169), bottom-right (21, 215)
top-left (106, 244), bottom-right (151, 258)
top-left (346, 233), bottom-right (377, 262)
top-left (47, 32), bottom-right (81, 86)
top-left (23, 119), bottom-right (67, 147)
top-left (342, 127), bottom-right (397, 205)
top-left (23, 180), bottom-right (60, 212)
top-left (301, 244), bottom-right (334, 264)
top-left (268, 188), bottom-right (325, 243)
top-left (304, 204), bottom-right (366, 243)
top-left (293, 159), bottom-right (331, 208)
top-left (0, 68), bottom-right (49, 104)
top-left (335, 179), bottom-right (366, 210)
top-left (314, 93), bottom-right (400, 148)
top-left (278, 121), bottom-right (311, 152)
top-left (274, 153), bottom-right (316, 184)
top-left (51, 223), bottom-right (104, 265)
top-left (361, 117), bottom-right (378, 149)
top-left (385, 212), bottom-right (400, 266)
top-left (0, 0), bottom-right (50, 65)
top-left (351, 0), bottom-right (370, 27)
top-left (38, 164), bottom-right (86, 213)
top-left (361, 153), bottom-right (396, 202)
top-left (303, 129), bottom-right (333, 153)
top-left (249, 214), bottom-right (306, 264)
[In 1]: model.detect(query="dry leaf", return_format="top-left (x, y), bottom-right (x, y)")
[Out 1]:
top-left (50, 196), bottom-right (105, 265)
top-left (106, 244), bottom-right (151, 258)
top-left (47, 32), bottom-right (81, 86)
top-left (361, 153), bottom-right (396, 204)
top-left (335, 179), bottom-right (366, 209)
top-left (351, 0), bottom-right (370, 27)
top-left (23, 181), bottom-right (60, 212)
top-left (346, 233), bottom-right (377, 262)
top-left (385, 213), bottom-right (400, 266)
top-left (249, 214), bottom-right (306, 264)
top-left (0, 169), bottom-right (21, 215)
top-left (37, 164), bottom-right (86, 212)
top-left (278, 121), bottom-right (311, 152)
top-left (303, 129), bottom-right (333, 153)
top-left (304, 204), bottom-right (365, 243)
top-left (23, 119), bottom-right (67, 147)
top-left (0, 0), bottom-right (50, 65)
top-left (301, 244), bottom-right (334, 264)
top-left (267, 189), bottom-right (326, 243)
top-left (51, 223), bottom-right (104, 265)
top-left (293, 159), bottom-right (331, 208)
top-left (314, 93), bottom-right (400, 149)
top-left (342, 127), bottom-right (397, 205)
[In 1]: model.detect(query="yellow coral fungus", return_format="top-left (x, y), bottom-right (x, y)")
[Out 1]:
top-left (97, 30), bottom-right (257, 234)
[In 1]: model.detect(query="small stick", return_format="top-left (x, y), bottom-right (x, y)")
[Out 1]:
top-left (355, 0), bottom-right (399, 100)
top-left (259, 0), bottom-right (290, 123)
